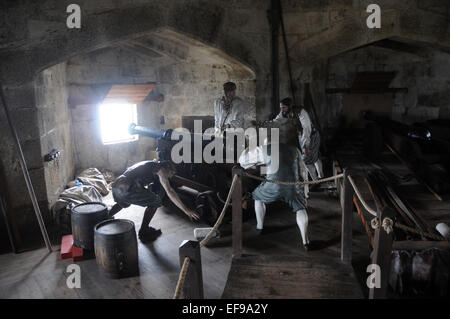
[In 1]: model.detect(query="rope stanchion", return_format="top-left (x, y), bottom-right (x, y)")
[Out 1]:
top-left (173, 256), bottom-right (191, 299)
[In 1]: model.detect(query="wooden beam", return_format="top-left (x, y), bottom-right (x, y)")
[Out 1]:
top-left (369, 206), bottom-right (395, 299)
top-left (366, 172), bottom-right (395, 299)
top-left (385, 143), bottom-right (443, 201)
top-left (341, 168), bottom-right (354, 264)
top-left (271, 0), bottom-right (280, 115)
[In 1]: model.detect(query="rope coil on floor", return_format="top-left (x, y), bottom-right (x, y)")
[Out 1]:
top-left (173, 256), bottom-right (191, 299)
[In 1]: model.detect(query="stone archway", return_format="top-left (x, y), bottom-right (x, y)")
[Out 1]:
top-left (290, 6), bottom-right (450, 66)
top-left (0, 1), bottom-right (264, 86)
top-left (0, 14), bottom-right (260, 235)
top-left (65, 27), bottom-right (257, 173)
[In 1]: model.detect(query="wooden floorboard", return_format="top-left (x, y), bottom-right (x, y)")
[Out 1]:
top-left (222, 254), bottom-right (363, 299)
top-left (0, 187), bottom-right (371, 299)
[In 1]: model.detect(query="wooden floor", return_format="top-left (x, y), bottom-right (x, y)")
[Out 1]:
top-left (0, 186), bottom-right (372, 299)
top-left (222, 254), bottom-right (363, 298)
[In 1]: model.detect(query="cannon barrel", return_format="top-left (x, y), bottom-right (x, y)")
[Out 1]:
top-left (128, 123), bottom-right (173, 140)
top-left (363, 111), bottom-right (431, 140)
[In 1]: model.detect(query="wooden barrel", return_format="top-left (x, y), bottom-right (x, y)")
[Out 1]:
top-left (94, 219), bottom-right (139, 279)
top-left (71, 202), bottom-right (109, 250)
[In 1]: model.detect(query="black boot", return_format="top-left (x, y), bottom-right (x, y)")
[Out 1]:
top-left (138, 227), bottom-right (162, 242)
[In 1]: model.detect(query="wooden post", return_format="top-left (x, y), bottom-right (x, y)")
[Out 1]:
top-left (271, 0), bottom-right (280, 115)
top-left (179, 240), bottom-right (203, 299)
top-left (232, 167), bottom-right (243, 258)
top-left (365, 171), bottom-right (395, 299)
top-left (333, 160), bottom-right (343, 196)
top-left (341, 168), bottom-right (354, 264)
top-left (369, 207), bottom-right (395, 299)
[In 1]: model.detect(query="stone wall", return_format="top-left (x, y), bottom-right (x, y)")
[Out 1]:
top-left (35, 62), bottom-right (75, 206)
top-left (327, 46), bottom-right (450, 125)
top-left (0, 81), bottom-right (48, 232)
top-left (1, 0), bottom-right (450, 246)
top-left (67, 43), bottom-right (255, 174)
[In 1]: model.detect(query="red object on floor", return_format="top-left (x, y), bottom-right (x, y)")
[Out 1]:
top-left (60, 234), bottom-right (84, 261)
top-left (60, 235), bottom-right (74, 259)
top-left (72, 246), bottom-right (84, 262)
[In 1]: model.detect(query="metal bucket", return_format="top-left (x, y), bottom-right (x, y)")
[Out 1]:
top-left (94, 219), bottom-right (139, 279)
top-left (71, 202), bottom-right (109, 250)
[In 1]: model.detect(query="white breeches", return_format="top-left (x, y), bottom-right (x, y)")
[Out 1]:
top-left (296, 209), bottom-right (309, 245)
top-left (254, 200), bottom-right (266, 230)
top-left (254, 200), bottom-right (309, 245)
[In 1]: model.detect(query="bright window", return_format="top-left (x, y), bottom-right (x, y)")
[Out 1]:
top-left (99, 103), bottom-right (138, 145)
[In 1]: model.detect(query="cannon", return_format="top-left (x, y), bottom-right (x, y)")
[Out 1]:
top-left (128, 123), bottom-right (254, 225)
top-left (128, 123), bottom-right (173, 141)
top-left (363, 112), bottom-right (450, 195)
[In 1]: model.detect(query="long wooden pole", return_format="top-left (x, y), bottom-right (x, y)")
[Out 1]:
top-left (0, 191), bottom-right (17, 253)
top-left (279, 0), bottom-right (297, 106)
top-left (271, 0), bottom-right (280, 116)
top-left (341, 169), bottom-right (354, 263)
top-left (0, 83), bottom-right (52, 252)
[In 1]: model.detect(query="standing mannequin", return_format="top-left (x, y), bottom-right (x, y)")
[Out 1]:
top-left (251, 98), bottom-right (298, 146)
top-left (214, 82), bottom-right (246, 135)
top-left (241, 142), bottom-right (311, 251)
top-left (296, 104), bottom-right (324, 196)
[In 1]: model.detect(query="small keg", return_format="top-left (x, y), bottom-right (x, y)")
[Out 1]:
top-left (94, 219), bottom-right (139, 279)
top-left (71, 202), bottom-right (109, 250)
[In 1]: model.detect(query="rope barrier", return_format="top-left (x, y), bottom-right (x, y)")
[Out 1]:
top-left (242, 172), bottom-right (344, 186)
top-left (347, 175), bottom-right (445, 240)
top-left (173, 167), bottom-right (445, 299)
top-left (347, 175), bottom-right (378, 217)
top-left (173, 175), bottom-right (238, 299)
top-left (200, 174), bottom-right (239, 248)
top-left (173, 256), bottom-right (191, 299)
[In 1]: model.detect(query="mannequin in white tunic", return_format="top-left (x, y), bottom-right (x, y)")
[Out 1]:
top-left (297, 106), bottom-right (324, 191)
top-left (214, 82), bottom-right (246, 135)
